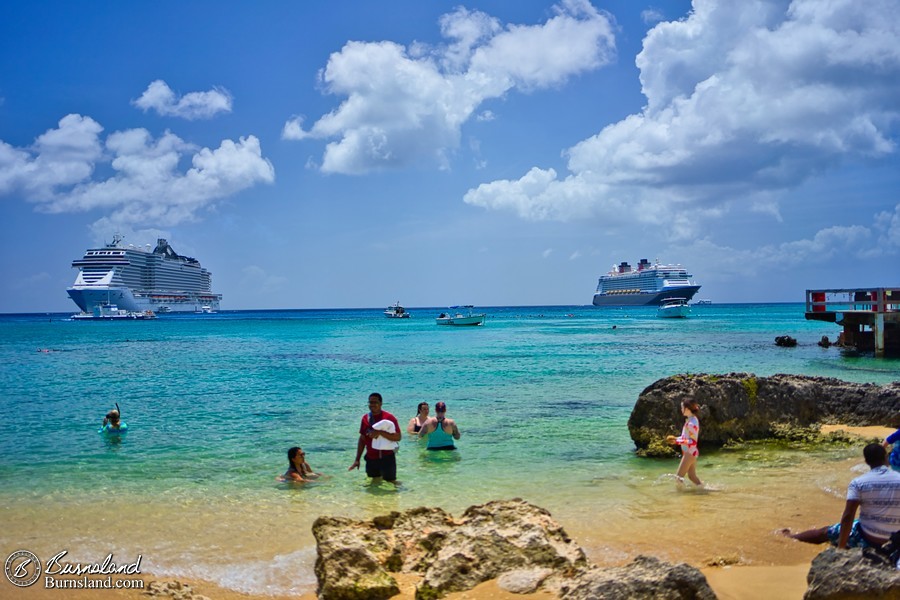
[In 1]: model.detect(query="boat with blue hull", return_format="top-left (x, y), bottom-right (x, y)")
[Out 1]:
top-left (592, 259), bottom-right (700, 306)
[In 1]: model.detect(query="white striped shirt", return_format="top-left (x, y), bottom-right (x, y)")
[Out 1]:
top-left (849, 465), bottom-right (900, 540)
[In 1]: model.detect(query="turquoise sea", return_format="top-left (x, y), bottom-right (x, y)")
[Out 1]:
top-left (1, 304), bottom-right (898, 595)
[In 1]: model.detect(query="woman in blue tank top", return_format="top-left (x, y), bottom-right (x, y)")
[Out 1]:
top-left (418, 401), bottom-right (460, 450)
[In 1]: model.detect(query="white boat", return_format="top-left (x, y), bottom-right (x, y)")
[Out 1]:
top-left (196, 305), bottom-right (216, 314)
top-left (657, 298), bottom-right (691, 318)
top-left (592, 258), bottom-right (700, 306)
top-left (694, 299), bottom-right (712, 305)
top-left (436, 306), bottom-right (486, 326)
top-left (67, 235), bottom-right (222, 314)
top-left (72, 303), bottom-right (157, 320)
top-left (384, 302), bottom-right (410, 318)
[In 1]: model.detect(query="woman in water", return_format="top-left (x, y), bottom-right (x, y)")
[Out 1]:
top-left (667, 400), bottom-right (703, 486)
top-left (407, 402), bottom-right (430, 435)
top-left (280, 447), bottom-right (320, 482)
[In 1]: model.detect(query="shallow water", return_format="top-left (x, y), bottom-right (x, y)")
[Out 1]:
top-left (0, 305), bottom-right (896, 595)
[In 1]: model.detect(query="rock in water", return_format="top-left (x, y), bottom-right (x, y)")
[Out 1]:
top-left (628, 373), bottom-right (900, 453)
top-left (775, 335), bottom-right (798, 347)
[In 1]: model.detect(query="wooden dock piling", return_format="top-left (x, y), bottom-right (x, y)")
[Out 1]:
top-left (805, 287), bottom-right (900, 357)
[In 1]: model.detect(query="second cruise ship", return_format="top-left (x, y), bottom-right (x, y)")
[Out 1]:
top-left (67, 235), bottom-right (222, 314)
top-left (592, 258), bottom-right (700, 306)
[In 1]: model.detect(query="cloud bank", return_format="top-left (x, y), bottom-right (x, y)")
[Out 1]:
top-left (0, 113), bottom-right (274, 227)
top-left (133, 80), bottom-right (233, 120)
top-left (284, 0), bottom-right (616, 174)
top-left (464, 0), bottom-right (900, 232)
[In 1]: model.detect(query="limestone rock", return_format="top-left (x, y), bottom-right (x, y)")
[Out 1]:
top-left (312, 500), bottom-right (585, 600)
top-left (804, 547), bottom-right (900, 600)
top-left (556, 555), bottom-right (717, 600)
top-left (497, 568), bottom-right (554, 594)
top-left (416, 499), bottom-right (587, 598)
top-left (312, 515), bottom-right (402, 600)
top-left (628, 373), bottom-right (900, 451)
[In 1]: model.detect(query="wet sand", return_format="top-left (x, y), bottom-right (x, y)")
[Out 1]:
top-left (3, 425), bottom-right (891, 600)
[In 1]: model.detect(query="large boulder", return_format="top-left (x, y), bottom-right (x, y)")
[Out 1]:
top-left (556, 555), bottom-right (717, 600)
top-left (312, 499), bottom-right (716, 600)
top-left (804, 547), bottom-right (900, 599)
top-left (628, 373), bottom-right (900, 452)
top-left (415, 499), bottom-right (587, 598)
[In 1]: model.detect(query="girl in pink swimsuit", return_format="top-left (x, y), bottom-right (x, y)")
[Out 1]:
top-left (670, 400), bottom-right (703, 486)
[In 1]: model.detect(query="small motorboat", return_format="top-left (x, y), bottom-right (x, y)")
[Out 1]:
top-left (72, 304), bottom-right (157, 320)
top-left (384, 302), bottom-right (410, 318)
top-left (436, 306), bottom-right (486, 326)
top-left (657, 298), bottom-right (691, 318)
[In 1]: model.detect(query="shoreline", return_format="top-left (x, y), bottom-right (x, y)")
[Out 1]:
top-left (3, 426), bottom-right (891, 600)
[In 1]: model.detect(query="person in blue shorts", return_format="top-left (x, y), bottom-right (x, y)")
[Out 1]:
top-left (781, 444), bottom-right (900, 548)
top-left (883, 428), bottom-right (900, 472)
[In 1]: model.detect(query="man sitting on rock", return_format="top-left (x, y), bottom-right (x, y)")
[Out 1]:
top-left (781, 443), bottom-right (900, 548)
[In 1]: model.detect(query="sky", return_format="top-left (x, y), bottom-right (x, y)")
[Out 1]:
top-left (1, 0), bottom-right (898, 313)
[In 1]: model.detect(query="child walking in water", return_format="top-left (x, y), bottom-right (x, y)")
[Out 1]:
top-left (667, 400), bottom-right (703, 487)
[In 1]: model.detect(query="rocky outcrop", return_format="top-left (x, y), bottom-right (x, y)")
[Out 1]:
top-left (804, 547), bottom-right (900, 599)
top-left (312, 499), bottom-right (715, 600)
top-left (628, 373), bottom-right (900, 454)
top-left (557, 556), bottom-right (717, 600)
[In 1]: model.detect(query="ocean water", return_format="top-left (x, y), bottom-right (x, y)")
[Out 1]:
top-left (1, 304), bottom-right (897, 595)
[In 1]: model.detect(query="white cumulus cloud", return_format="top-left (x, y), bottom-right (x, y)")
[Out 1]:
top-left (0, 114), bottom-right (274, 227)
top-left (285, 0), bottom-right (616, 174)
top-left (133, 80), bottom-right (233, 120)
top-left (464, 0), bottom-right (900, 233)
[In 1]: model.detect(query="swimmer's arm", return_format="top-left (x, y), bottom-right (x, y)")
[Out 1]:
top-left (448, 419), bottom-right (461, 440)
top-left (407, 418), bottom-right (418, 434)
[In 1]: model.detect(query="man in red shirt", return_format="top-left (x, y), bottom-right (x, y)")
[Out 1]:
top-left (348, 392), bottom-right (401, 484)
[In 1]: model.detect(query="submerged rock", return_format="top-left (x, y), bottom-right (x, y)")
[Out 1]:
top-left (775, 335), bottom-right (798, 347)
top-left (804, 547), bottom-right (900, 600)
top-left (628, 373), bottom-right (900, 452)
top-left (312, 499), bottom-right (715, 600)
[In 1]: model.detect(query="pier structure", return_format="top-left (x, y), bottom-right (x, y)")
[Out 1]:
top-left (805, 287), bottom-right (900, 357)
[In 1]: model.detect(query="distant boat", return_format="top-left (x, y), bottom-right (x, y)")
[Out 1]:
top-left (436, 306), bottom-right (486, 326)
top-left (694, 299), bottom-right (712, 305)
top-left (657, 298), bottom-right (691, 319)
top-left (384, 302), bottom-right (410, 318)
top-left (196, 305), bottom-right (216, 314)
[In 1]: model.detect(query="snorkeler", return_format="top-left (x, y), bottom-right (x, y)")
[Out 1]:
top-left (99, 405), bottom-right (128, 435)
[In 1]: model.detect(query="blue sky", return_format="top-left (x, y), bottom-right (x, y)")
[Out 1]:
top-left (1, 0), bottom-right (898, 313)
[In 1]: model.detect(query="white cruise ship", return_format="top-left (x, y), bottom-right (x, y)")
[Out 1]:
top-left (67, 235), bottom-right (222, 314)
top-left (592, 258), bottom-right (700, 306)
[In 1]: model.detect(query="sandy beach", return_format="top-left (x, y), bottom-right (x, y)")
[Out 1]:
top-left (3, 425), bottom-right (891, 600)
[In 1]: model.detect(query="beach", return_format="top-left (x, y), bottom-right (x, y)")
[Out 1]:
top-left (0, 426), bottom-right (890, 600)
top-left (1, 307), bottom-right (897, 598)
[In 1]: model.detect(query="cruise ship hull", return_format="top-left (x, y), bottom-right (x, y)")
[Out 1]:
top-left (592, 286), bottom-right (701, 306)
top-left (67, 286), bottom-right (220, 313)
